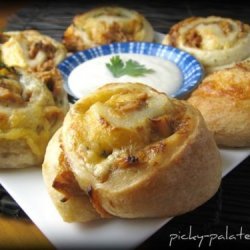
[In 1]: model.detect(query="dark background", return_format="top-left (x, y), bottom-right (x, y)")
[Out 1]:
top-left (2, 0), bottom-right (250, 249)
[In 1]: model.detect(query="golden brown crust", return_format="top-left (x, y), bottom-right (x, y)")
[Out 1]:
top-left (43, 83), bottom-right (221, 222)
top-left (0, 65), bottom-right (69, 168)
top-left (42, 129), bottom-right (101, 222)
top-left (188, 60), bottom-right (250, 147)
top-left (162, 16), bottom-right (250, 74)
top-left (63, 6), bottom-right (154, 52)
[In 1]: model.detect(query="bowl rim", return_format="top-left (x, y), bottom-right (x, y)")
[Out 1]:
top-left (58, 41), bottom-right (204, 102)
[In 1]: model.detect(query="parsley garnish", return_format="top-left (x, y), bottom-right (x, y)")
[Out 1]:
top-left (106, 55), bottom-right (154, 78)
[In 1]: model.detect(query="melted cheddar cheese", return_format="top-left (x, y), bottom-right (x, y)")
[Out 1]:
top-left (0, 65), bottom-right (68, 166)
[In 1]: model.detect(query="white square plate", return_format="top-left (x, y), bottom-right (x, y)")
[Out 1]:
top-left (0, 148), bottom-right (249, 249)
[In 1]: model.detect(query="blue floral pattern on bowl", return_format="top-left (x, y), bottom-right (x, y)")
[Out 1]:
top-left (58, 42), bottom-right (204, 101)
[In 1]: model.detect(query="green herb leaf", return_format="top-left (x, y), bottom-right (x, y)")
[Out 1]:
top-left (106, 55), bottom-right (125, 78)
top-left (106, 55), bottom-right (154, 78)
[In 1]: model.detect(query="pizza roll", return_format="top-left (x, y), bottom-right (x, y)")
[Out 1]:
top-left (162, 16), bottom-right (250, 74)
top-left (188, 60), bottom-right (250, 147)
top-left (63, 6), bottom-right (154, 52)
top-left (43, 83), bottom-right (221, 222)
top-left (0, 64), bottom-right (69, 168)
top-left (0, 30), bottom-right (67, 72)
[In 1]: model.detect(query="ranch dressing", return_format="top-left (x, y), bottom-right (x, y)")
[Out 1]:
top-left (68, 53), bottom-right (182, 98)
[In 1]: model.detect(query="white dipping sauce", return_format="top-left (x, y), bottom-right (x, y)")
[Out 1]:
top-left (68, 53), bottom-right (182, 98)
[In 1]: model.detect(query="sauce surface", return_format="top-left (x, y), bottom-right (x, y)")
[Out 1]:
top-left (68, 53), bottom-right (183, 98)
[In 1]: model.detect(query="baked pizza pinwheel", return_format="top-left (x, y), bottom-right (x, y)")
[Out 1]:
top-left (0, 64), bottom-right (69, 168)
top-left (43, 83), bottom-right (221, 222)
top-left (162, 16), bottom-right (250, 74)
top-left (63, 6), bottom-right (154, 52)
top-left (188, 60), bottom-right (250, 147)
top-left (0, 30), bottom-right (67, 72)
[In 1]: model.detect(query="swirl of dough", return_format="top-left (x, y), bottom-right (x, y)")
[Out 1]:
top-left (188, 60), bottom-right (250, 147)
top-left (162, 16), bottom-right (250, 73)
top-left (63, 6), bottom-right (154, 52)
top-left (0, 30), bottom-right (67, 71)
top-left (0, 65), bottom-right (69, 168)
top-left (43, 83), bottom-right (221, 222)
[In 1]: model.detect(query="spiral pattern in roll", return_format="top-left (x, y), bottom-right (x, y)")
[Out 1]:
top-left (63, 6), bottom-right (154, 52)
top-left (43, 83), bottom-right (221, 222)
top-left (162, 16), bottom-right (250, 73)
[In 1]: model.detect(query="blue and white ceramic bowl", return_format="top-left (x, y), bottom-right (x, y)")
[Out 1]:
top-left (58, 42), bottom-right (203, 101)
